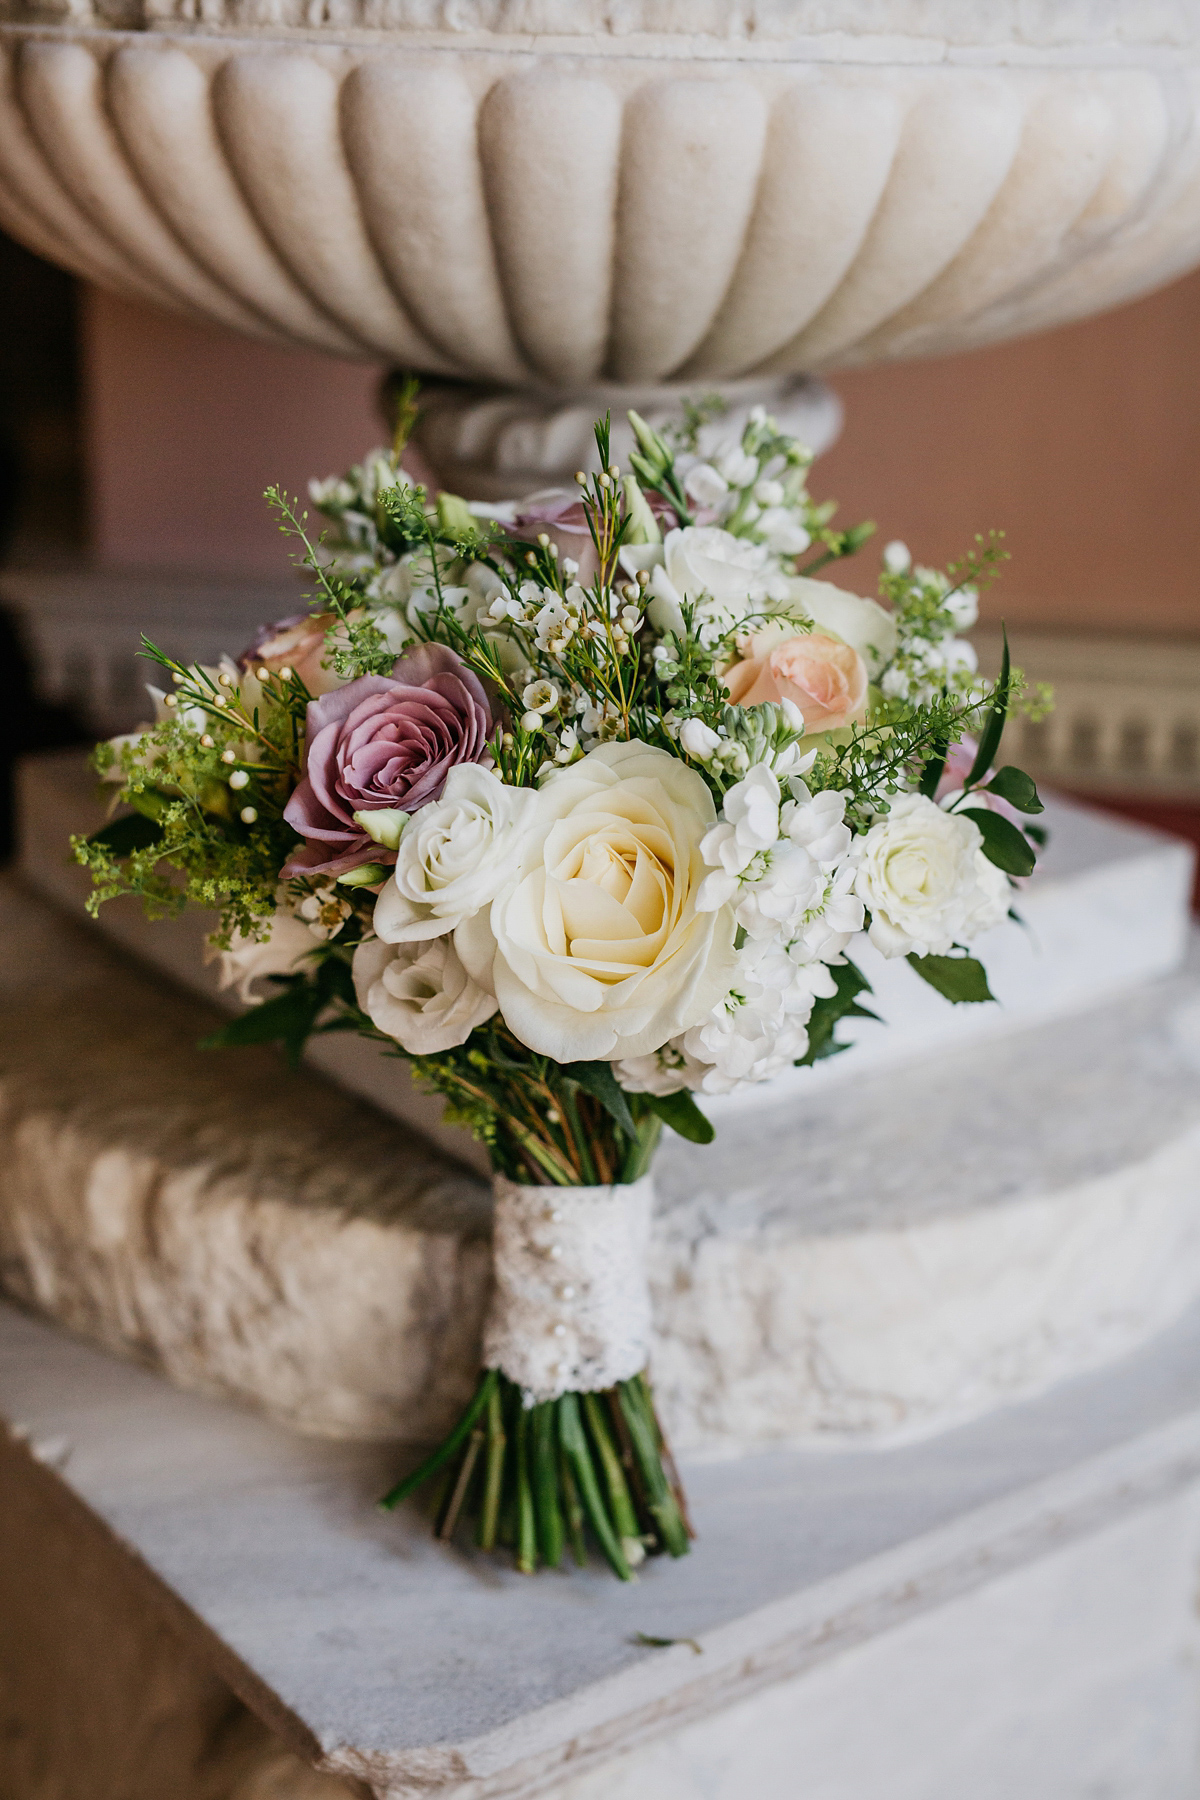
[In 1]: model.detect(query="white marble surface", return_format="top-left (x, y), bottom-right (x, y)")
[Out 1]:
top-left (4, 1294), bottom-right (1200, 1798)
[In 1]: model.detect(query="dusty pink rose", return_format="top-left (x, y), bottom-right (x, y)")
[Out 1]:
top-left (725, 630), bottom-right (869, 734)
top-left (281, 642), bottom-right (493, 877)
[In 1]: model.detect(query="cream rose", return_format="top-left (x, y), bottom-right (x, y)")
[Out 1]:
top-left (646, 526), bottom-right (782, 643)
top-left (456, 741), bottom-right (738, 1063)
top-left (853, 793), bottom-right (1011, 958)
top-left (788, 575), bottom-right (897, 676)
top-left (725, 629), bottom-right (868, 734)
top-left (353, 934), bottom-right (497, 1054)
top-left (373, 766), bottom-right (537, 943)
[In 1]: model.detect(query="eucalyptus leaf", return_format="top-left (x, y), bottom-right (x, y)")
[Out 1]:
top-left (961, 806), bottom-right (1037, 876)
top-left (644, 1090), bottom-right (715, 1145)
top-left (981, 765), bottom-right (1044, 814)
top-left (906, 953), bottom-right (995, 1004)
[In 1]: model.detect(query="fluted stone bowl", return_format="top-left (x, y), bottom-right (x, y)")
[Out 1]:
top-left (2, 2), bottom-right (1200, 392)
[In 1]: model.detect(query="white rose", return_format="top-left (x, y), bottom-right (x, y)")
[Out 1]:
top-left (785, 575), bottom-right (898, 678)
top-left (352, 934), bottom-right (497, 1054)
top-left (373, 767), bottom-right (537, 944)
top-left (853, 793), bottom-right (1010, 958)
top-left (647, 526), bottom-right (781, 642)
top-left (456, 741), bottom-right (737, 1063)
top-left (205, 902), bottom-right (315, 1005)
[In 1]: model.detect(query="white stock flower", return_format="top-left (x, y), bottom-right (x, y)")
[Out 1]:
top-left (854, 793), bottom-right (1010, 958)
top-left (647, 526), bottom-right (783, 646)
top-left (456, 741), bottom-right (737, 1063)
top-left (789, 862), bottom-right (864, 963)
top-left (757, 507), bottom-right (811, 557)
top-left (696, 765), bottom-right (781, 903)
top-left (716, 444), bottom-right (759, 488)
top-left (353, 934), bottom-right (497, 1055)
top-left (677, 949), bottom-right (837, 1094)
top-left (683, 462), bottom-right (729, 507)
top-left (679, 717), bottom-right (722, 763)
top-left (374, 766), bottom-right (538, 943)
top-left (883, 540), bottom-right (911, 574)
top-left (945, 586), bottom-right (979, 630)
top-left (614, 1040), bottom-right (707, 1098)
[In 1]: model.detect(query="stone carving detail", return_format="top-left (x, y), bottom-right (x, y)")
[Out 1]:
top-left (0, 24), bottom-right (1199, 380)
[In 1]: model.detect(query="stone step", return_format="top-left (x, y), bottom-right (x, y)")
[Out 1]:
top-left (5, 871), bottom-right (1200, 1454)
top-left (4, 1292), bottom-right (1200, 1799)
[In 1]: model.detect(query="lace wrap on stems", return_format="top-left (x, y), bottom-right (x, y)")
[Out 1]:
top-left (484, 1176), bottom-right (654, 1402)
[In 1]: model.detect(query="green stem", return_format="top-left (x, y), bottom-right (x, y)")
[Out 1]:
top-left (380, 1368), bottom-right (497, 1511)
top-left (436, 1426), bottom-right (484, 1541)
top-left (618, 1380), bottom-right (690, 1558)
top-left (582, 1391), bottom-right (641, 1547)
top-left (531, 1402), bottom-right (564, 1569)
top-left (558, 1394), bottom-right (633, 1581)
top-left (477, 1381), bottom-right (506, 1551)
top-left (516, 1406), bottom-right (537, 1575)
top-left (559, 1447), bottom-right (587, 1567)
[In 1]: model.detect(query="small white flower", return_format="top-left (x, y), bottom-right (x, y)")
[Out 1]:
top-left (683, 462), bottom-right (729, 507)
top-left (717, 445), bottom-right (759, 488)
top-left (757, 508), bottom-right (811, 557)
top-left (944, 587), bottom-right (979, 630)
top-left (522, 679), bottom-right (560, 715)
top-left (883, 540), bottom-right (911, 574)
top-left (679, 718), bottom-right (722, 762)
top-left (753, 478), bottom-right (784, 507)
top-left (295, 886), bottom-right (352, 941)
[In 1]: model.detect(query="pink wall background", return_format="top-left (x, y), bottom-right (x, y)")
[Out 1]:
top-left (82, 268), bottom-right (1200, 636)
top-left (82, 289), bottom-right (387, 577)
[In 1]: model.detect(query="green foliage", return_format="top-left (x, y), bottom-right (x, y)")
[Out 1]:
top-left (906, 953), bottom-right (996, 1004)
top-left (981, 765), bottom-right (1044, 814)
top-left (644, 1090), bottom-right (715, 1145)
top-left (796, 960), bottom-right (878, 1066)
top-left (199, 950), bottom-right (357, 1068)
top-left (960, 806), bottom-right (1037, 877)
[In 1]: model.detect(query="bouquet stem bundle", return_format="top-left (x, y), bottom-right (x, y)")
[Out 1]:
top-left (382, 1368), bottom-right (692, 1580)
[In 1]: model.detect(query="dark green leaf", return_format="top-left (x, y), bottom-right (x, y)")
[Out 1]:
top-left (981, 765), bottom-right (1044, 814)
top-left (906, 953), bottom-right (995, 1004)
top-left (795, 958), bottom-right (877, 1067)
top-left (87, 812), bottom-right (163, 856)
top-left (1025, 823), bottom-right (1048, 848)
top-left (199, 978), bottom-right (323, 1068)
top-left (965, 625), bottom-right (1010, 789)
top-left (644, 1090), bottom-right (715, 1145)
top-left (961, 806), bottom-right (1036, 877)
top-left (919, 736), bottom-right (949, 800)
top-left (562, 1061), bottom-right (637, 1139)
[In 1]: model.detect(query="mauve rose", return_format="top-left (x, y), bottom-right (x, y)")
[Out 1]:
top-left (239, 612), bottom-right (344, 696)
top-left (505, 487), bottom-right (678, 584)
top-left (281, 642), bottom-right (493, 877)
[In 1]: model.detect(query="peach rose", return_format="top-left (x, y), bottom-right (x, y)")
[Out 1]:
top-left (725, 629), bottom-right (869, 734)
top-left (238, 612), bottom-right (344, 697)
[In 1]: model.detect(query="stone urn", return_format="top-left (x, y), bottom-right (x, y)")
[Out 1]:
top-left (1, 1), bottom-right (1199, 488)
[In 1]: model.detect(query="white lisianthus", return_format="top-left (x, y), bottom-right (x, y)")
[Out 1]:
top-left (456, 741), bottom-right (737, 1063)
top-left (352, 934), bottom-right (497, 1054)
top-left (854, 793), bottom-right (1010, 958)
top-left (374, 767), bottom-right (538, 943)
top-left (647, 526), bottom-right (786, 646)
top-left (783, 575), bottom-right (898, 678)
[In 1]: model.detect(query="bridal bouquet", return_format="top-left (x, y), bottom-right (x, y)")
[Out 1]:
top-left (76, 403), bottom-right (1044, 1581)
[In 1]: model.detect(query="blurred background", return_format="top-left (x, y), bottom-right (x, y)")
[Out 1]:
top-left (3, 225), bottom-right (1198, 874)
